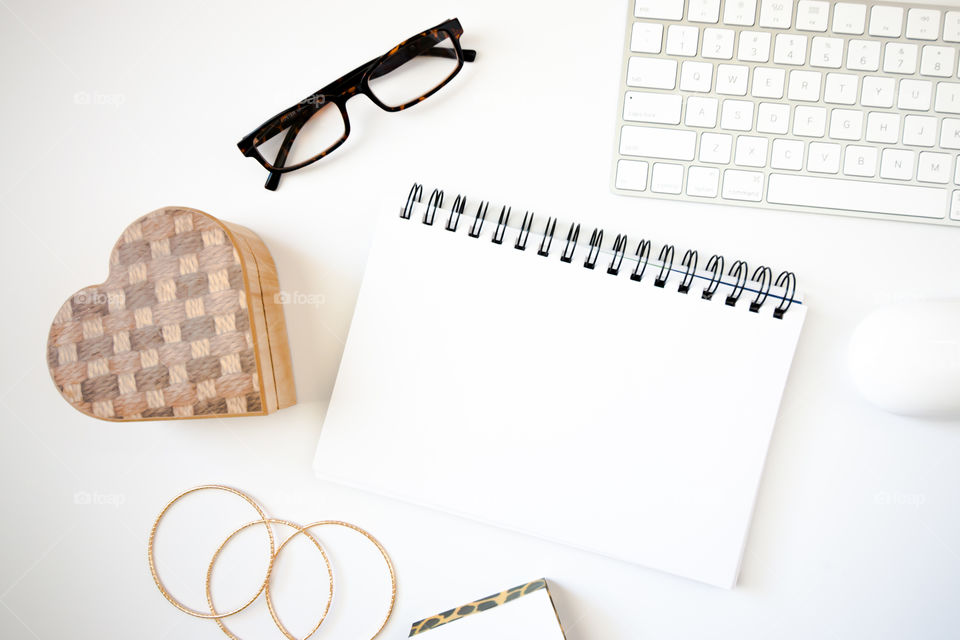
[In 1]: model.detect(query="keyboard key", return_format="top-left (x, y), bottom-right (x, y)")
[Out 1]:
top-left (774, 33), bottom-right (808, 65)
top-left (920, 46), bottom-right (955, 77)
top-left (861, 76), bottom-right (895, 107)
top-left (759, 0), bottom-right (793, 29)
top-left (795, 1), bottom-right (829, 31)
top-left (631, 22), bottom-right (664, 53)
top-left (734, 135), bottom-right (768, 167)
top-left (738, 31), bottom-right (771, 62)
top-left (897, 79), bottom-right (932, 111)
top-left (902, 115), bottom-right (937, 147)
top-left (635, 0), bottom-right (683, 20)
top-left (752, 67), bottom-right (785, 98)
top-left (833, 3), bottom-right (867, 35)
top-left (945, 11), bottom-right (960, 43)
top-left (865, 112), bottom-right (900, 143)
top-left (824, 73), bottom-right (858, 104)
top-left (917, 151), bottom-right (952, 183)
top-left (702, 28), bottom-right (735, 59)
top-left (685, 96), bottom-right (719, 126)
top-left (793, 105), bottom-right (827, 136)
top-left (905, 9), bottom-right (940, 41)
top-left (951, 191), bottom-right (960, 219)
top-left (716, 64), bottom-right (749, 95)
top-left (651, 162), bottom-right (684, 194)
top-left (620, 125), bottom-right (696, 160)
top-left (810, 37), bottom-right (843, 68)
top-left (828, 109), bottom-right (863, 140)
top-left (883, 43), bottom-right (918, 74)
top-left (623, 91), bottom-right (683, 124)
top-left (616, 159), bottom-right (649, 191)
top-left (688, 0), bottom-right (722, 23)
top-left (847, 40), bottom-right (881, 71)
top-left (686, 166), bottom-right (721, 197)
top-left (722, 169), bottom-right (765, 201)
top-left (940, 118), bottom-right (960, 149)
top-left (679, 61), bottom-right (714, 92)
top-left (807, 142), bottom-right (842, 173)
top-left (869, 6), bottom-right (904, 38)
top-left (627, 57), bottom-right (677, 89)
top-left (757, 102), bottom-right (790, 134)
top-left (771, 139), bottom-right (804, 169)
top-left (843, 145), bottom-right (878, 177)
top-left (767, 174), bottom-right (945, 218)
top-left (699, 131), bottom-right (733, 162)
top-left (788, 69), bottom-right (822, 101)
top-left (724, 0), bottom-right (757, 26)
top-left (720, 99), bottom-right (755, 130)
top-left (666, 25), bottom-right (700, 56)
top-left (880, 148), bottom-right (915, 180)
top-left (935, 82), bottom-right (960, 114)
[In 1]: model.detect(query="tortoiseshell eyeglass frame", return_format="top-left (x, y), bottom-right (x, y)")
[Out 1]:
top-left (237, 17), bottom-right (476, 191)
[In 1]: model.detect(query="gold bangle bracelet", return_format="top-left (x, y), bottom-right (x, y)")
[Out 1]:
top-left (271, 521), bottom-right (397, 640)
top-left (207, 519), bottom-right (334, 640)
top-left (148, 485), bottom-right (276, 619)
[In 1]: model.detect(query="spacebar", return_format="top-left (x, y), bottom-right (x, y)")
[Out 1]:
top-left (767, 174), bottom-right (946, 219)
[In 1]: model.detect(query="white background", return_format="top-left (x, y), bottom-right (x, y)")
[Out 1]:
top-left (0, 1), bottom-right (958, 639)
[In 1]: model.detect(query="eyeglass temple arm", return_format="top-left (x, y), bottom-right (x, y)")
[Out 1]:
top-left (264, 117), bottom-right (307, 191)
top-left (369, 46), bottom-right (476, 80)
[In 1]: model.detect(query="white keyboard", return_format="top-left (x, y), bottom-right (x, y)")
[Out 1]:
top-left (612, 0), bottom-right (960, 227)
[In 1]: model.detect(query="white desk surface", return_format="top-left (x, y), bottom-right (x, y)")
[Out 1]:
top-left (1, 1), bottom-right (959, 638)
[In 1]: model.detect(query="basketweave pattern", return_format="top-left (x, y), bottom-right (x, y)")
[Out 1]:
top-left (46, 208), bottom-right (262, 420)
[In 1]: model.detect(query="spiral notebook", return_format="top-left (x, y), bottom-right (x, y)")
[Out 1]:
top-left (314, 184), bottom-right (807, 588)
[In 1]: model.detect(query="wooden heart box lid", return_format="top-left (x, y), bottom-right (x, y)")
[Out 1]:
top-left (47, 207), bottom-right (295, 420)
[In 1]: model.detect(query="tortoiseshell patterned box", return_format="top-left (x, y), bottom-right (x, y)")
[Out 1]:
top-left (409, 579), bottom-right (567, 639)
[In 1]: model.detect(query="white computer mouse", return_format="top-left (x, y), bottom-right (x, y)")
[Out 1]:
top-left (849, 300), bottom-right (960, 419)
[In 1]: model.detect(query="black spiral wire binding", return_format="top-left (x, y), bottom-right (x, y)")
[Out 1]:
top-left (701, 255), bottom-right (725, 300)
top-left (654, 245), bottom-right (675, 288)
top-left (399, 184), bottom-right (801, 318)
top-left (538, 217), bottom-right (558, 257)
top-left (725, 260), bottom-right (749, 306)
top-left (469, 201), bottom-right (489, 238)
top-left (773, 271), bottom-right (797, 319)
top-left (583, 228), bottom-right (603, 269)
top-left (423, 189), bottom-right (443, 225)
top-left (446, 194), bottom-right (467, 231)
top-left (492, 206), bottom-right (511, 244)
top-left (402, 183), bottom-right (423, 219)
top-left (515, 212), bottom-right (535, 250)
top-left (630, 239), bottom-right (652, 282)
top-left (677, 250), bottom-right (698, 294)
top-left (560, 223), bottom-right (580, 263)
top-left (749, 266), bottom-right (773, 313)
top-left (607, 234), bottom-right (628, 275)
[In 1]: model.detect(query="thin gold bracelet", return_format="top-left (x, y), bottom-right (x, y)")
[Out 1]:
top-left (148, 485), bottom-right (275, 619)
top-left (207, 518), bottom-right (334, 640)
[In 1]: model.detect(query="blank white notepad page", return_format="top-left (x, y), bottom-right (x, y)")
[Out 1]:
top-left (314, 206), bottom-right (806, 588)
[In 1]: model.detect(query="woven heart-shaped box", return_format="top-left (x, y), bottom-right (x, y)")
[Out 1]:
top-left (46, 207), bottom-right (295, 420)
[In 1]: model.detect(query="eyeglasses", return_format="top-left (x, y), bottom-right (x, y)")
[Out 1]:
top-left (237, 18), bottom-right (476, 191)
